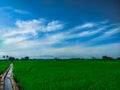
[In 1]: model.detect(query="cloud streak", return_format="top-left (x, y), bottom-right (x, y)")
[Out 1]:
top-left (3, 19), bottom-right (64, 37)
top-left (0, 7), bottom-right (30, 15)
top-left (0, 18), bottom-right (120, 58)
top-left (91, 27), bottom-right (120, 41)
top-left (14, 9), bottom-right (30, 14)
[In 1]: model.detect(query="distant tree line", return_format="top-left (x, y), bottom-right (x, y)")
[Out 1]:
top-left (2, 55), bottom-right (29, 61)
top-left (1, 55), bottom-right (120, 61)
top-left (54, 55), bottom-right (120, 61)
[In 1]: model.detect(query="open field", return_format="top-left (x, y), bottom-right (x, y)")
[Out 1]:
top-left (0, 61), bottom-right (10, 74)
top-left (13, 60), bottom-right (120, 90)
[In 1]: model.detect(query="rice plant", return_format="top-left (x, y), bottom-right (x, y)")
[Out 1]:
top-left (13, 60), bottom-right (120, 90)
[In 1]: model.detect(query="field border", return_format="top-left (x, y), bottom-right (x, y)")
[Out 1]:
top-left (0, 65), bottom-right (19, 90)
top-left (0, 67), bottom-right (10, 90)
top-left (10, 73), bottom-right (19, 90)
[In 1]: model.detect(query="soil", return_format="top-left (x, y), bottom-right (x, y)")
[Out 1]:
top-left (0, 65), bottom-right (19, 90)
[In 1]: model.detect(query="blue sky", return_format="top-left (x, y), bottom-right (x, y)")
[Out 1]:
top-left (0, 0), bottom-right (120, 59)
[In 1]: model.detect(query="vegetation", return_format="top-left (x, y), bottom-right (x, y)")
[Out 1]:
top-left (13, 60), bottom-right (120, 90)
top-left (21, 56), bottom-right (29, 60)
top-left (0, 61), bottom-right (10, 74)
top-left (1, 55), bottom-right (120, 61)
top-left (2, 55), bottom-right (29, 61)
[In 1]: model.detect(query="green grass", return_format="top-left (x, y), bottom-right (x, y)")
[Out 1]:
top-left (13, 60), bottom-right (120, 90)
top-left (0, 61), bottom-right (10, 74)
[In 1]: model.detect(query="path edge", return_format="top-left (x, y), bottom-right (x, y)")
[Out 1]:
top-left (0, 66), bottom-right (10, 90)
top-left (10, 72), bottom-right (19, 90)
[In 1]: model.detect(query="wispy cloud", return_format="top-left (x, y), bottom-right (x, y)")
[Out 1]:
top-left (0, 18), bottom-right (120, 58)
top-left (3, 36), bottom-right (27, 44)
top-left (0, 6), bottom-right (30, 15)
top-left (91, 27), bottom-right (120, 41)
top-left (1, 19), bottom-right (119, 46)
top-left (3, 18), bottom-right (64, 37)
top-left (75, 23), bottom-right (95, 29)
top-left (100, 20), bottom-right (109, 24)
top-left (14, 9), bottom-right (30, 14)
top-left (61, 23), bottom-right (116, 40)
top-left (0, 18), bottom-right (65, 51)
top-left (67, 23), bottom-right (96, 34)
top-left (0, 42), bottom-right (120, 58)
top-left (67, 27), bottom-right (105, 39)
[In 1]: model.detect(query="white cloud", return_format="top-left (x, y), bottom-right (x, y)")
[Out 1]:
top-left (0, 42), bottom-right (120, 58)
top-left (66, 23), bottom-right (120, 40)
top-left (3, 36), bottom-right (27, 44)
top-left (80, 23), bottom-right (95, 28)
top-left (14, 9), bottom-right (30, 14)
top-left (0, 19), bottom-right (120, 58)
top-left (100, 20), bottom-right (109, 24)
top-left (75, 23), bottom-right (96, 30)
top-left (3, 19), bottom-right (64, 37)
top-left (65, 25), bottom-right (108, 39)
top-left (0, 7), bottom-right (30, 15)
top-left (67, 23), bottom-right (96, 34)
top-left (47, 43), bottom-right (120, 58)
top-left (91, 27), bottom-right (120, 41)
top-left (45, 21), bottom-right (64, 32)
top-left (105, 27), bottom-right (120, 35)
top-left (0, 18), bottom-right (65, 50)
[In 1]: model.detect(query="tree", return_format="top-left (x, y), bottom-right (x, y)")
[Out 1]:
top-left (102, 56), bottom-right (113, 60)
top-left (24, 56), bottom-right (29, 60)
top-left (55, 57), bottom-right (60, 61)
top-left (92, 56), bottom-right (96, 60)
top-left (21, 56), bottom-right (29, 60)
top-left (21, 57), bottom-right (24, 60)
top-left (8, 56), bottom-right (15, 62)
top-left (2, 55), bottom-right (5, 59)
top-left (2, 55), bottom-right (9, 60)
top-left (116, 57), bottom-right (120, 60)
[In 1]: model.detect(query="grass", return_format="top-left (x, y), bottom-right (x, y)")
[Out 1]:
top-left (0, 61), bottom-right (10, 74)
top-left (13, 60), bottom-right (120, 90)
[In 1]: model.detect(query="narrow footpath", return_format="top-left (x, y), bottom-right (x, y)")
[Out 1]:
top-left (0, 64), bottom-right (19, 90)
top-left (4, 64), bottom-right (13, 90)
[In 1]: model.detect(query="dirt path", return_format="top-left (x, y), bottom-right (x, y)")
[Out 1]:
top-left (0, 65), bottom-right (10, 90)
top-left (0, 64), bottom-right (19, 90)
top-left (4, 64), bottom-right (13, 90)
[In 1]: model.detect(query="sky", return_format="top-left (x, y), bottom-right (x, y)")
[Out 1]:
top-left (0, 0), bottom-right (120, 59)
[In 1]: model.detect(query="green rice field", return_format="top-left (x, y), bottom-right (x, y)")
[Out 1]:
top-left (0, 61), bottom-right (10, 74)
top-left (13, 60), bottom-right (120, 90)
